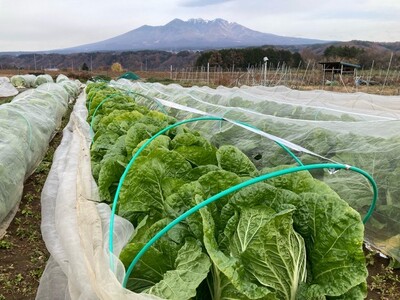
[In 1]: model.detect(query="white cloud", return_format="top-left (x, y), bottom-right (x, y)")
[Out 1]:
top-left (180, 0), bottom-right (234, 7)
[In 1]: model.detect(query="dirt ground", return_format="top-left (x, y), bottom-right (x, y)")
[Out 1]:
top-left (1, 78), bottom-right (400, 299)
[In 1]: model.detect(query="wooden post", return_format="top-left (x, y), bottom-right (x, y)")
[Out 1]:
top-left (382, 52), bottom-right (394, 93)
top-left (207, 63), bottom-right (210, 85)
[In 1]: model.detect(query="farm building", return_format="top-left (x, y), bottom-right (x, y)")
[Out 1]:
top-left (319, 61), bottom-right (360, 82)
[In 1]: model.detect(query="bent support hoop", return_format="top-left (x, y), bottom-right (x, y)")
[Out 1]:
top-left (234, 119), bottom-right (304, 167)
top-left (122, 163), bottom-right (378, 287)
top-left (108, 116), bottom-right (304, 268)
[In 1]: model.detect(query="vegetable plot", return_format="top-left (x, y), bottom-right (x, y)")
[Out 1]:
top-left (10, 74), bottom-right (36, 88)
top-left (0, 77), bottom-right (18, 98)
top-left (87, 83), bottom-right (370, 300)
top-left (0, 79), bottom-right (80, 237)
top-left (114, 80), bottom-right (400, 264)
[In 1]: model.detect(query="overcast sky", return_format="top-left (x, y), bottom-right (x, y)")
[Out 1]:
top-left (1, 0), bottom-right (399, 51)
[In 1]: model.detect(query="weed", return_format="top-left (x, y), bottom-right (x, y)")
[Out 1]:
top-left (36, 174), bottom-right (47, 186)
top-left (0, 240), bottom-right (14, 250)
top-left (15, 273), bottom-right (24, 283)
top-left (30, 248), bottom-right (45, 264)
top-left (35, 161), bottom-right (51, 174)
top-left (16, 224), bottom-right (38, 241)
top-left (15, 216), bottom-right (22, 223)
top-left (34, 185), bottom-right (42, 194)
top-left (0, 272), bottom-right (12, 290)
top-left (365, 250), bottom-right (375, 266)
top-left (21, 206), bottom-right (34, 218)
top-left (370, 266), bottom-right (400, 299)
top-left (24, 192), bottom-right (35, 203)
top-left (29, 268), bottom-right (44, 280)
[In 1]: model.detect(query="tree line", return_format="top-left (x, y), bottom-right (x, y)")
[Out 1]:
top-left (195, 48), bottom-right (303, 70)
top-left (196, 45), bottom-right (400, 71)
top-left (323, 45), bottom-right (400, 69)
top-left (323, 45), bottom-right (364, 59)
top-left (2, 43), bottom-right (398, 72)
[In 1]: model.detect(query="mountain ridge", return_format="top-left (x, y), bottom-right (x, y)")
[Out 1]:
top-left (56, 18), bottom-right (328, 53)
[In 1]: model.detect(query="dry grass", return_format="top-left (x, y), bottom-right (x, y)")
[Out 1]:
top-left (1, 68), bottom-right (399, 95)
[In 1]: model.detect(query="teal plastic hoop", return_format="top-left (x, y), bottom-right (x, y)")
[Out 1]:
top-left (122, 162), bottom-right (378, 287)
top-left (108, 116), bottom-right (305, 267)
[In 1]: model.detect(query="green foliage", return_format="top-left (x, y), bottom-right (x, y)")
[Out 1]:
top-left (0, 240), bottom-right (14, 250)
top-left (195, 47), bottom-right (304, 69)
top-left (87, 83), bottom-right (368, 299)
top-left (91, 75), bottom-right (111, 82)
top-left (323, 45), bottom-right (364, 59)
top-left (370, 267), bottom-right (400, 299)
top-left (121, 238), bottom-right (211, 299)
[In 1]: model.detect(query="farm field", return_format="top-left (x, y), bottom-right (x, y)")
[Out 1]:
top-left (1, 68), bottom-right (400, 96)
top-left (1, 73), bottom-right (400, 299)
top-left (2, 1), bottom-right (400, 298)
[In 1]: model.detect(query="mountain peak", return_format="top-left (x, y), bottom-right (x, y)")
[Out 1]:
top-left (167, 18), bottom-right (233, 26)
top-left (186, 18), bottom-right (232, 25)
top-left (60, 18), bottom-right (328, 53)
top-left (167, 18), bottom-right (185, 25)
top-left (212, 18), bottom-right (230, 24)
top-left (187, 18), bottom-right (208, 24)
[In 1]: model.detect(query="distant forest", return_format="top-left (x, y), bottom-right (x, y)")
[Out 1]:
top-left (300, 41), bottom-right (400, 69)
top-left (0, 50), bottom-right (199, 72)
top-left (196, 43), bottom-right (400, 71)
top-left (195, 48), bottom-right (303, 69)
top-left (0, 40), bottom-right (399, 72)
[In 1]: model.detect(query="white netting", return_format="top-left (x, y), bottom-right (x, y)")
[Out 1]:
top-left (0, 80), bottom-right (80, 238)
top-left (56, 74), bottom-right (70, 83)
top-left (37, 80), bottom-right (400, 299)
top-left (34, 74), bottom-right (54, 87)
top-left (10, 74), bottom-right (37, 88)
top-left (111, 80), bottom-right (400, 262)
top-left (37, 92), bottom-right (159, 300)
top-left (0, 77), bottom-right (18, 97)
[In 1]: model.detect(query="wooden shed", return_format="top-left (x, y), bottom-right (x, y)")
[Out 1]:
top-left (319, 61), bottom-right (360, 82)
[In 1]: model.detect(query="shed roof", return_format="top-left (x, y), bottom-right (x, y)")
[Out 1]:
top-left (118, 71), bottom-right (140, 80)
top-left (319, 61), bottom-right (361, 68)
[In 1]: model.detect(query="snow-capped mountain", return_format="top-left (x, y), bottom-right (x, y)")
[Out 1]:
top-left (61, 18), bottom-right (326, 53)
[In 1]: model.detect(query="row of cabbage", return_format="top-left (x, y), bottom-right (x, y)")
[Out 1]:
top-left (0, 75), bottom-right (81, 236)
top-left (39, 82), bottom-right (371, 299)
top-left (126, 81), bottom-right (399, 121)
top-left (10, 74), bottom-right (52, 88)
top-left (11, 74), bottom-right (37, 88)
top-left (1, 73), bottom-right (82, 99)
top-left (93, 83), bottom-right (373, 299)
top-left (0, 77), bottom-right (18, 98)
top-left (110, 80), bottom-right (400, 264)
top-left (9, 73), bottom-right (83, 89)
